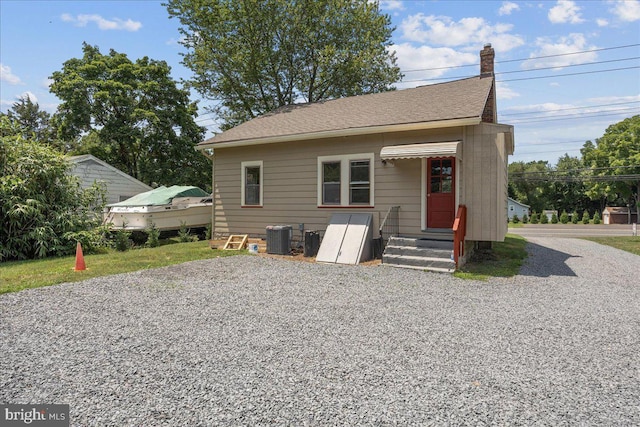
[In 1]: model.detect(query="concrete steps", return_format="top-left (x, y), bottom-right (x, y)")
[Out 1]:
top-left (382, 235), bottom-right (455, 273)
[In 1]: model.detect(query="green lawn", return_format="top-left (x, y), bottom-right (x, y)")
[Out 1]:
top-left (454, 234), bottom-right (528, 281)
top-left (0, 240), bottom-right (244, 294)
top-left (582, 236), bottom-right (640, 256)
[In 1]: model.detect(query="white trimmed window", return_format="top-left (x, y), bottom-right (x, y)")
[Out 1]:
top-left (317, 153), bottom-right (374, 206)
top-left (241, 161), bottom-right (263, 206)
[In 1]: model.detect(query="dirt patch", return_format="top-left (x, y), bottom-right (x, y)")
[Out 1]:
top-left (211, 238), bottom-right (381, 266)
top-left (259, 250), bottom-right (381, 266)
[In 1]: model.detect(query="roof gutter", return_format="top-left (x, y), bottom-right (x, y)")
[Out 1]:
top-left (196, 117), bottom-right (481, 151)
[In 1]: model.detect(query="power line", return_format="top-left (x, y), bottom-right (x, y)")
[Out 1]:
top-left (511, 164), bottom-right (640, 175)
top-left (511, 174), bottom-right (640, 182)
top-left (500, 101), bottom-right (640, 117)
top-left (510, 164), bottom-right (640, 182)
top-left (401, 64), bottom-right (640, 84)
top-left (514, 148), bottom-right (583, 155)
top-left (508, 107), bottom-right (640, 124)
top-left (401, 43), bottom-right (640, 73)
top-left (499, 65), bottom-right (640, 83)
top-left (497, 56), bottom-right (639, 76)
top-left (514, 139), bottom-right (588, 147)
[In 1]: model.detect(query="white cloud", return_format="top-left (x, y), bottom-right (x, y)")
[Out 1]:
top-left (0, 99), bottom-right (13, 111)
top-left (19, 91), bottom-right (38, 103)
top-left (42, 78), bottom-right (54, 89)
top-left (496, 81), bottom-right (520, 100)
top-left (506, 95), bottom-right (640, 115)
top-left (585, 94), bottom-right (640, 103)
top-left (0, 63), bottom-right (23, 85)
top-left (61, 13), bottom-right (142, 31)
top-left (0, 91), bottom-right (40, 112)
top-left (548, 0), bottom-right (585, 24)
top-left (522, 33), bottom-right (597, 69)
top-left (391, 44), bottom-right (477, 88)
top-left (609, 0), bottom-right (640, 22)
top-left (498, 1), bottom-right (520, 16)
top-left (596, 18), bottom-right (609, 26)
top-left (166, 35), bottom-right (187, 46)
top-left (399, 14), bottom-right (524, 52)
top-left (379, 0), bottom-right (404, 11)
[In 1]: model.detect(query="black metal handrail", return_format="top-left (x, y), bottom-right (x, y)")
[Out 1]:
top-left (379, 205), bottom-right (400, 247)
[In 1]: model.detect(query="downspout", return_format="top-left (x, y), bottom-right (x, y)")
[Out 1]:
top-left (200, 148), bottom-right (216, 239)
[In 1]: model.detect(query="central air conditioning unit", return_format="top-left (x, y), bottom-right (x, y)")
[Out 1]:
top-left (266, 225), bottom-right (292, 255)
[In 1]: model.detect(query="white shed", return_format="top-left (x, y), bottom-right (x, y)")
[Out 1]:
top-left (68, 155), bottom-right (152, 205)
top-left (507, 197), bottom-right (530, 220)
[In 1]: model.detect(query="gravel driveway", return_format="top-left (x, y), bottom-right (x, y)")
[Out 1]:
top-left (1, 238), bottom-right (639, 425)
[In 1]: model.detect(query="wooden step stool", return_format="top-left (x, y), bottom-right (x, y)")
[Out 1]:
top-left (223, 235), bottom-right (248, 250)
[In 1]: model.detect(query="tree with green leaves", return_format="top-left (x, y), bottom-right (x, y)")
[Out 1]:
top-left (582, 115), bottom-right (640, 213)
top-left (508, 160), bottom-right (554, 213)
top-left (49, 43), bottom-right (211, 190)
top-left (1, 95), bottom-right (56, 145)
top-left (165, 0), bottom-right (402, 129)
top-left (560, 210), bottom-right (569, 224)
top-left (1, 117), bottom-right (107, 261)
top-left (553, 154), bottom-right (592, 214)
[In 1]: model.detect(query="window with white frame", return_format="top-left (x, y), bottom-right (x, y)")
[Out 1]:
top-left (317, 153), bottom-right (374, 206)
top-left (241, 161), bottom-right (263, 206)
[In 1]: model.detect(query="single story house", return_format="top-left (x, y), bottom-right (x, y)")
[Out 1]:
top-left (197, 44), bottom-right (514, 266)
top-left (68, 154), bottom-right (152, 205)
top-left (602, 206), bottom-right (638, 224)
top-left (542, 210), bottom-right (558, 222)
top-left (508, 197), bottom-right (530, 220)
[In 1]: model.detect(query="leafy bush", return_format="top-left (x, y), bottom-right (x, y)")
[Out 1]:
top-left (522, 213), bottom-right (529, 224)
top-left (530, 212), bottom-right (539, 224)
top-left (593, 211), bottom-right (601, 224)
top-left (63, 225), bottom-right (111, 254)
top-left (551, 212), bottom-right (558, 224)
top-left (511, 214), bottom-right (520, 224)
top-left (114, 228), bottom-right (132, 252)
top-left (540, 213), bottom-right (549, 224)
top-left (571, 211), bottom-right (580, 224)
top-left (146, 222), bottom-right (160, 248)
top-left (560, 211), bottom-right (569, 224)
top-left (178, 221), bottom-right (196, 242)
top-left (582, 211), bottom-right (591, 224)
top-left (1, 117), bottom-right (106, 261)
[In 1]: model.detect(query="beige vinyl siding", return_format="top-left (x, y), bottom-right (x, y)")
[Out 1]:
top-left (460, 123), bottom-right (509, 242)
top-left (211, 128), bottom-right (463, 239)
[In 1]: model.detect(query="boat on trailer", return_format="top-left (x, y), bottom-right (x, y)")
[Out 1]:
top-left (104, 185), bottom-right (212, 231)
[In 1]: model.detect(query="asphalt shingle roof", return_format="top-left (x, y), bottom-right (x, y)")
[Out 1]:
top-left (199, 76), bottom-right (493, 146)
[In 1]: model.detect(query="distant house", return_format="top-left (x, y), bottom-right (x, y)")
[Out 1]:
top-left (196, 44), bottom-right (514, 269)
top-left (602, 206), bottom-right (638, 224)
top-left (68, 154), bottom-right (152, 205)
top-left (507, 197), bottom-right (530, 220)
top-left (542, 210), bottom-right (558, 222)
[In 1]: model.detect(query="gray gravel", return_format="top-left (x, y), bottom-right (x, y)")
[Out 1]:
top-left (1, 237), bottom-right (639, 426)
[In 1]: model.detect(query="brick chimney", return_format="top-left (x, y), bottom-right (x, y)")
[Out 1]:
top-left (480, 43), bottom-right (496, 123)
top-left (480, 43), bottom-right (495, 77)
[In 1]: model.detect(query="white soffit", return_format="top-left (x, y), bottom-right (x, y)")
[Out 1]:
top-left (380, 141), bottom-right (462, 160)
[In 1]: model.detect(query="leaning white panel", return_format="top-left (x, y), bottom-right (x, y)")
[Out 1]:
top-left (316, 213), bottom-right (373, 265)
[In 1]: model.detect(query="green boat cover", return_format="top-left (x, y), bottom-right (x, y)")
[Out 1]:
top-left (108, 185), bottom-right (210, 207)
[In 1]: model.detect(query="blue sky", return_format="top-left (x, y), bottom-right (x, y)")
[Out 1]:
top-left (1, 0), bottom-right (639, 165)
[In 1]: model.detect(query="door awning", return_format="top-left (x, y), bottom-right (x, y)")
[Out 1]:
top-left (380, 141), bottom-right (462, 160)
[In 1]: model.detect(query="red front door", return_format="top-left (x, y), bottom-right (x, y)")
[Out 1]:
top-left (427, 157), bottom-right (455, 229)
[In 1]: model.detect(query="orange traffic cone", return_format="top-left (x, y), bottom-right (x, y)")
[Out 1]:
top-left (74, 241), bottom-right (86, 271)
